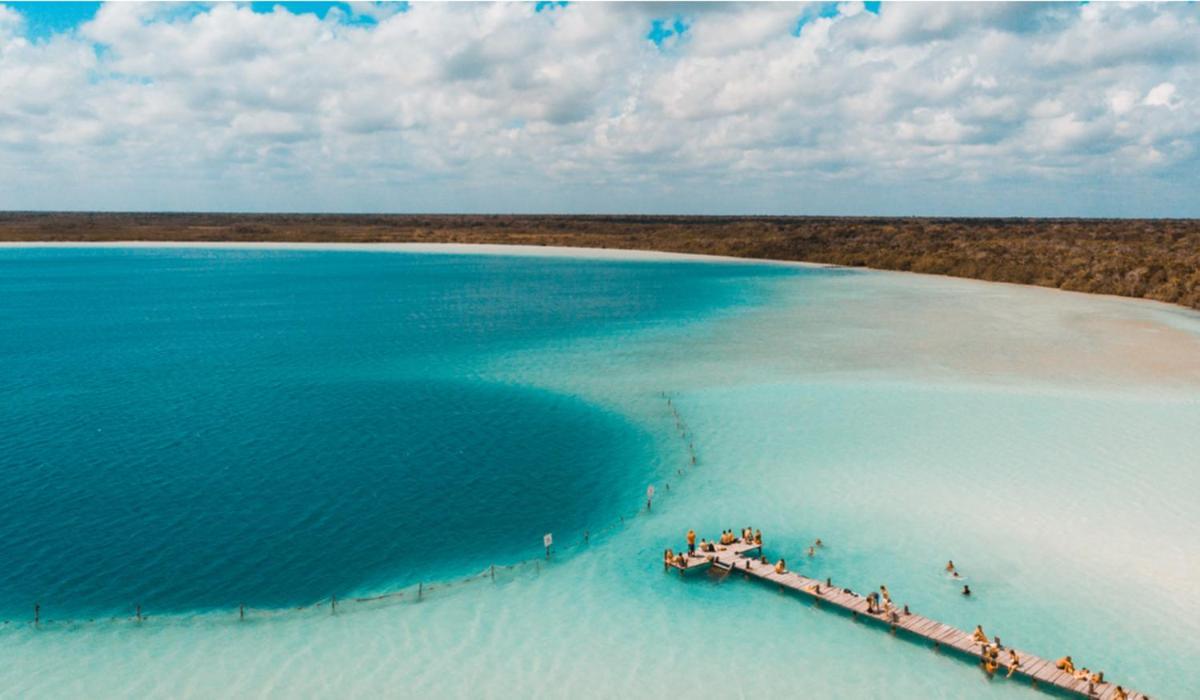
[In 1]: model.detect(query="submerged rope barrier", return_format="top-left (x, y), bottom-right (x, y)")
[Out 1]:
top-left (3, 391), bottom-right (701, 632)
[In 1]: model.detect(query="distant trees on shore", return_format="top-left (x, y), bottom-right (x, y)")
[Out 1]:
top-left (3, 213), bottom-right (1198, 310)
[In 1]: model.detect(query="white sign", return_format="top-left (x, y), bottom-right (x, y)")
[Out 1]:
top-left (646, 485), bottom-right (655, 500)
top-left (543, 533), bottom-right (553, 548)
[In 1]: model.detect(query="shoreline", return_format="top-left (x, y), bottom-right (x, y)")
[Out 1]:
top-left (4, 239), bottom-right (1199, 320)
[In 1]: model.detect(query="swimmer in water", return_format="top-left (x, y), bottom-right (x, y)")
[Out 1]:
top-left (807, 546), bottom-right (815, 557)
top-left (962, 584), bottom-right (971, 596)
top-left (946, 560), bottom-right (955, 572)
top-left (814, 538), bottom-right (823, 547)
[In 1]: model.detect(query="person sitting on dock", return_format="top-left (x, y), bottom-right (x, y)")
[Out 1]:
top-left (1091, 670), bottom-right (1104, 684)
top-left (1055, 655), bottom-right (1075, 674)
top-left (1112, 686), bottom-right (1128, 700)
top-left (687, 529), bottom-right (696, 554)
top-left (972, 625), bottom-right (988, 644)
top-left (991, 636), bottom-right (1002, 650)
top-left (982, 656), bottom-right (998, 676)
top-left (754, 529), bottom-right (762, 545)
top-left (701, 538), bottom-right (715, 553)
top-left (674, 552), bottom-right (687, 567)
top-left (1006, 649), bottom-right (1021, 678)
top-left (1074, 667), bottom-right (1090, 682)
top-left (774, 558), bottom-right (787, 574)
top-left (664, 549), bottom-right (673, 570)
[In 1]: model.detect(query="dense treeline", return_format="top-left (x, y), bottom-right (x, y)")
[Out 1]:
top-left (3, 212), bottom-right (1199, 310)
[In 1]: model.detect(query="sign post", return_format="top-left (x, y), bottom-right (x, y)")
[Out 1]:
top-left (543, 532), bottom-right (553, 559)
top-left (646, 484), bottom-right (655, 511)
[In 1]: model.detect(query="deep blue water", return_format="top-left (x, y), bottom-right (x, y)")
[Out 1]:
top-left (0, 247), bottom-right (791, 617)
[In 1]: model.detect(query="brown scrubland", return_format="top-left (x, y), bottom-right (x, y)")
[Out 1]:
top-left (3, 212), bottom-right (1199, 310)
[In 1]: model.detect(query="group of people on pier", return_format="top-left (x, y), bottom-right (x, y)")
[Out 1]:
top-left (1054, 654), bottom-right (1123, 696)
top-left (968, 625), bottom-right (1126, 696)
top-left (973, 625), bottom-right (1023, 678)
top-left (663, 533), bottom-right (1135, 697)
top-left (664, 527), bottom-right (764, 570)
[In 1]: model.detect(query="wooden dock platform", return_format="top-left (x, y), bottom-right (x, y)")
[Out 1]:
top-left (668, 541), bottom-right (1147, 700)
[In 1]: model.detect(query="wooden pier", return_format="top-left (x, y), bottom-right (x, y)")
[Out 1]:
top-left (668, 540), bottom-right (1147, 700)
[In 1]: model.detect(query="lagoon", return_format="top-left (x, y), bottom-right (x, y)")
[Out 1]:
top-left (1, 245), bottom-right (1197, 698)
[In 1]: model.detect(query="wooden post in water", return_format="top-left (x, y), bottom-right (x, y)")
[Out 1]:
top-left (136, 604), bottom-right (142, 622)
top-left (34, 602), bottom-right (39, 627)
top-left (240, 603), bottom-right (245, 621)
top-left (331, 595), bottom-right (337, 614)
top-left (418, 583), bottom-right (423, 600)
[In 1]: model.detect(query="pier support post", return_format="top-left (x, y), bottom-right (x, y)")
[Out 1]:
top-left (490, 564), bottom-right (495, 581)
top-left (331, 595), bottom-right (337, 614)
top-left (240, 603), bottom-right (245, 621)
top-left (418, 583), bottom-right (423, 600)
top-left (136, 604), bottom-right (142, 623)
top-left (34, 602), bottom-right (39, 627)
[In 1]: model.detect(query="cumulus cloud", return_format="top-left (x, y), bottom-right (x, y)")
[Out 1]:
top-left (0, 1), bottom-right (1197, 215)
top-left (1144, 82), bottom-right (1180, 109)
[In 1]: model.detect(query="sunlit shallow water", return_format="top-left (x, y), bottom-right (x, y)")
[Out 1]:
top-left (1, 245), bottom-right (1197, 699)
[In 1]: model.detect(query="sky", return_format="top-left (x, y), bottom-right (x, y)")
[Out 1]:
top-left (0, 1), bottom-right (1197, 216)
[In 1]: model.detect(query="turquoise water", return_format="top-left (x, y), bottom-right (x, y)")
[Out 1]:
top-left (1, 246), bottom-right (1198, 698)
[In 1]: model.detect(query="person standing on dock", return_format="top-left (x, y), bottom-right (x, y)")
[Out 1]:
top-left (686, 529), bottom-right (696, 555)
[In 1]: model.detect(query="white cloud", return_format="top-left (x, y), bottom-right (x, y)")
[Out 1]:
top-left (1143, 82), bottom-right (1180, 109)
top-left (0, 1), bottom-right (1197, 215)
